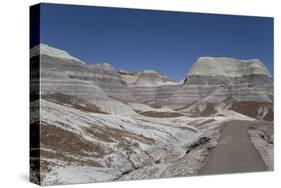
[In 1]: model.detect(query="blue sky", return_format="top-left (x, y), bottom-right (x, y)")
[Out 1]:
top-left (39, 3), bottom-right (273, 81)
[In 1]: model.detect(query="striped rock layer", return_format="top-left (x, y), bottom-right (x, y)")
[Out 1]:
top-left (164, 57), bottom-right (273, 120)
top-left (32, 44), bottom-right (273, 120)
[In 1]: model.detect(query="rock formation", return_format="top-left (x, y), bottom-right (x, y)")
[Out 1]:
top-left (164, 57), bottom-right (273, 120)
top-left (32, 44), bottom-right (274, 120)
top-left (33, 45), bottom-right (273, 120)
top-left (119, 69), bottom-right (180, 106)
top-left (32, 44), bottom-right (139, 115)
top-left (30, 44), bottom-right (274, 185)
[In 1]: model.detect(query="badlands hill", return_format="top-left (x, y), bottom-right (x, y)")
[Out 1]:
top-left (30, 44), bottom-right (274, 185)
top-left (31, 44), bottom-right (273, 120)
top-left (188, 57), bottom-right (271, 77)
top-left (118, 69), bottom-right (180, 106)
top-left (165, 57), bottom-right (273, 120)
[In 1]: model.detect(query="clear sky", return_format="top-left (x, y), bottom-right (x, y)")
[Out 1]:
top-left (38, 3), bottom-right (273, 81)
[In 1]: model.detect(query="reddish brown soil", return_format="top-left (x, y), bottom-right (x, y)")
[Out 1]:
top-left (200, 103), bottom-right (217, 117)
top-left (42, 93), bottom-right (107, 114)
top-left (41, 122), bottom-right (106, 158)
top-left (139, 111), bottom-right (184, 118)
top-left (230, 101), bottom-right (273, 121)
top-left (84, 125), bottom-right (155, 154)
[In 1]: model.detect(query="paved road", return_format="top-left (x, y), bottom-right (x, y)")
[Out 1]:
top-left (200, 120), bottom-right (267, 175)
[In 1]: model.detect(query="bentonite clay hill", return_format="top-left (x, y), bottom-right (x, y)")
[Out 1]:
top-left (164, 57), bottom-right (273, 120)
top-left (30, 44), bottom-right (274, 185)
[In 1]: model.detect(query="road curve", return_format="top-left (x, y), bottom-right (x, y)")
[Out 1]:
top-left (200, 120), bottom-right (267, 175)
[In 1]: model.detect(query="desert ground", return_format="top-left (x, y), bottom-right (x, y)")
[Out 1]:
top-left (30, 44), bottom-right (274, 185)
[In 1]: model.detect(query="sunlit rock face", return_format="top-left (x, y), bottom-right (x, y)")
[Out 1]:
top-left (30, 44), bottom-right (86, 64)
top-left (164, 57), bottom-right (273, 120)
top-left (34, 44), bottom-right (136, 103)
top-left (188, 57), bottom-right (271, 77)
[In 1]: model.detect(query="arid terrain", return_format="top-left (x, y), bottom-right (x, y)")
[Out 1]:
top-left (30, 44), bottom-right (274, 185)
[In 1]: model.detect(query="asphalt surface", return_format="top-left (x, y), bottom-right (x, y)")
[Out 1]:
top-left (200, 120), bottom-right (267, 175)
